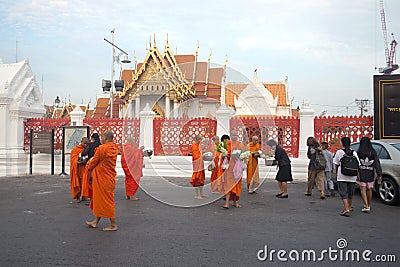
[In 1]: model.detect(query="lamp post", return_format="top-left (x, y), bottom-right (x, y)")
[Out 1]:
top-left (103, 28), bottom-right (131, 118)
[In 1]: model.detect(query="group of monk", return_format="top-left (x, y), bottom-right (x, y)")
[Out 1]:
top-left (70, 131), bottom-right (145, 232)
top-left (190, 130), bottom-right (262, 209)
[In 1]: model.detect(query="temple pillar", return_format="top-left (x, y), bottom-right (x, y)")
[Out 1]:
top-left (139, 103), bottom-right (156, 150)
top-left (165, 94), bottom-right (170, 118)
top-left (135, 96), bottom-right (141, 118)
top-left (173, 99), bottom-right (180, 118)
top-left (299, 103), bottom-right (315, 159)
top-left (216, 104), bottom-right (235, 137)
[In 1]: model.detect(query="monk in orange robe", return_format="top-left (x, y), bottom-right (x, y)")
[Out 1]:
top-left (70, 137), bottom-right (89, 202)
top-left (223, 130), bottom-right (245, 209)
top-left (80, 163), bottom-right (93, 201)
top-left (190, 135), bottom-right (206, 199)
top-left (86, 130), bottom-right (119, 231)
top-left (210, 135), bottom-right (221, 192)
top-left (121, 137), bottom-right (144, 200)
top-left (247, 135), bottom-right (261, 194)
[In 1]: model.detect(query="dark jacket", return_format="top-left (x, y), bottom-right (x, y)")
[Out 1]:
top-left (81, 139), bottom-right (101, 159)
top-left (275, 145), bottom-right (291, 167)
top-left (307, 142), bottom-right (321, 170)
top-left (357, 150), bottom-right (382, 182)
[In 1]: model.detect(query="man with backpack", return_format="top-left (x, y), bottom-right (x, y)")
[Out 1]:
top-left (333, 137), bottom-right (360, 217)
top-left (305, 137), bottom-right (326, 199)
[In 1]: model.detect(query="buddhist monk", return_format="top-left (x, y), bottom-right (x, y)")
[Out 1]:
top-left (190, 134), bottom-right (206, 199)
top-left (209, 135), bottom-right (220, 192)
top-left (70, 137), bottom-right (89, 202)
top-left (121, 137), bottom-right (144, 201)
top-left (86, 130), bottom-right (119, 231)
top-left (247, 135), bottom-right (261, 194)
top-left (223, 130), bottom-right (245, 209)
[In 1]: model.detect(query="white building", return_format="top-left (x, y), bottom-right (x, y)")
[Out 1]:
top-left (0, 59), bottom-right (45, 176)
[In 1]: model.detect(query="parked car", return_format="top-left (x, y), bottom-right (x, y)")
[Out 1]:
top-left (349, 140), bottom-right (400, 205)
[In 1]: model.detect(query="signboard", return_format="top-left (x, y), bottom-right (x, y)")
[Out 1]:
top-left (374, 74), bottom-right (400, 139)
top-left (32, 131), bottom-right (52, 154)
top-left (63, 126), bottom-right (89, 154)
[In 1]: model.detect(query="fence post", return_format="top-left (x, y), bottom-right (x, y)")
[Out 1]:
top-left (298, 103), bottom-right (315, 159)
top-left (139, 103), bottom-right (156, 151)
top-left (216, 104), bottom-right (234, 137)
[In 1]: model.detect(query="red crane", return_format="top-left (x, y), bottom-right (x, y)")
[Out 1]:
top-left (378, 0), bottom-right (398, 74)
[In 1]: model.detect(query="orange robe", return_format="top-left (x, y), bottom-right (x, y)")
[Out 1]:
top-left (190, 142), bottom-right (205, 187)
top-left (121, 142), bottom-right (144, 197)
top-left (213, 141), bottom-right (232, 195)
top-left (69, 144), bottom-right (85, 199)
top-left (81, 159), bottom-right (94, 199)
top-left (210, 143), bottom-right (222, 192)
top-left (247, 142), bottom-right (261, 188)
top-left (225, 140), bottom-right (245, 200)
top-left (88, 142), bottom-right (118, 218)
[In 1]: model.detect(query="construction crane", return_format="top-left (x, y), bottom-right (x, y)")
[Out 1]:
top-left (378, 0), bottom-right (398, 74)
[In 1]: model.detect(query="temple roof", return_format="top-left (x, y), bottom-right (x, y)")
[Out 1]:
top-left (225, 81), bottom-right (289, 107)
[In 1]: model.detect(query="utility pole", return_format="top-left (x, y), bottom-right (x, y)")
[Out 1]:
top-left (355, 99), bottom-right (371, 116)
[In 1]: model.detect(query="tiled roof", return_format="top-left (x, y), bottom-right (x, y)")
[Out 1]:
top-left (121, 69), bottom-right (134, 85)
top-left (175, 55), bottom-right (195, 65)
top-left (92, 97), bottom-right (110, 118)
top-left (225, 83), bottom-right (247, 106)
top-left (263, 83), bottom-right (289, 106)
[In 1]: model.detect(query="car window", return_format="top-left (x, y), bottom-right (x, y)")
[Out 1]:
top-left (350, 143), bottom-right (359, 152)
top-left (371, 143), bottom-right (391, 160)
top-left (391, 143), bottom-right (400, 152)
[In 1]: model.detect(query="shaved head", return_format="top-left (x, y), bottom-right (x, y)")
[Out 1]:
top-left (101, 130), bottom-right (114, 144)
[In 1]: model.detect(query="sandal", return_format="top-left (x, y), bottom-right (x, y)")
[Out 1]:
top-left (233, 203), bottom-right (241, 208)
top-left (222, 205), bottom-right (229, 209)
top-left (340, 210), bottom-right (350, 217)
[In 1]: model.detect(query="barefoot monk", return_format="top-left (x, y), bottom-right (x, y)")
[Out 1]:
top-left (86, 130), bottom-right (119, 231)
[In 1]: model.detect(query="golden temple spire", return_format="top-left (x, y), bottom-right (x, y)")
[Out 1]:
top-left (192, 40), bottom-right (200, 83)
top-left (165, 34), bottom-right (169, 50)
top-left (149, 35), bottom-right (152, 49)
top-left (207, 48), bottom-right (212, 62)
top-left (195, 40), bottom-right (200, 57)
top-left (205, 48), bottom-right (212, 96)
top-left (153, 33), bottom-right (157, 48)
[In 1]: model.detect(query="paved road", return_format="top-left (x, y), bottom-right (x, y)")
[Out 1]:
top-left (0, 175), bottom-right (399, 266)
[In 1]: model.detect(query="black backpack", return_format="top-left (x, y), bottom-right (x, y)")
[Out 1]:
top-left (340, 149), bottom-right (359, 176)
top-left (313, 148), bottom-right (327, 171)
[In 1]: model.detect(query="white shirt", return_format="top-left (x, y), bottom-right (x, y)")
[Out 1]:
top-left (333, 149), bottom-right (359, 183)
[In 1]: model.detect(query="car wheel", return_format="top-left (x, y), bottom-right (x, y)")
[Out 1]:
top-left (377, 177), bottom-right (399, 205)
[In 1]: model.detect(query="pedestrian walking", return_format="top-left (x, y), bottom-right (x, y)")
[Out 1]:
top-left (333, 137), bottom-right (360, 217)
top-left (356, 136), bottom-right (382, 213)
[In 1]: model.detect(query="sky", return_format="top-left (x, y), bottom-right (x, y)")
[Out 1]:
top-left (1, 0), bottom-right (399, 116)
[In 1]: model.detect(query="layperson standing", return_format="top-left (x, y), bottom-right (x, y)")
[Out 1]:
top-left (266, 139), bottom-right (292, 198)
top-left (86, 130), bottom-right (119, 231)
top-left (333, 137), bottom-right (359, 217)
top-left (81, 133), bottom-right (101, 202)
top-left (356, 136), bottom-right (382, 213)
top-left (305, 136), bottom-right (326, 199)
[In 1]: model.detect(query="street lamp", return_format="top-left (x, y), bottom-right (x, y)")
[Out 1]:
top-left (103, 28), bottom-right (131, 118)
